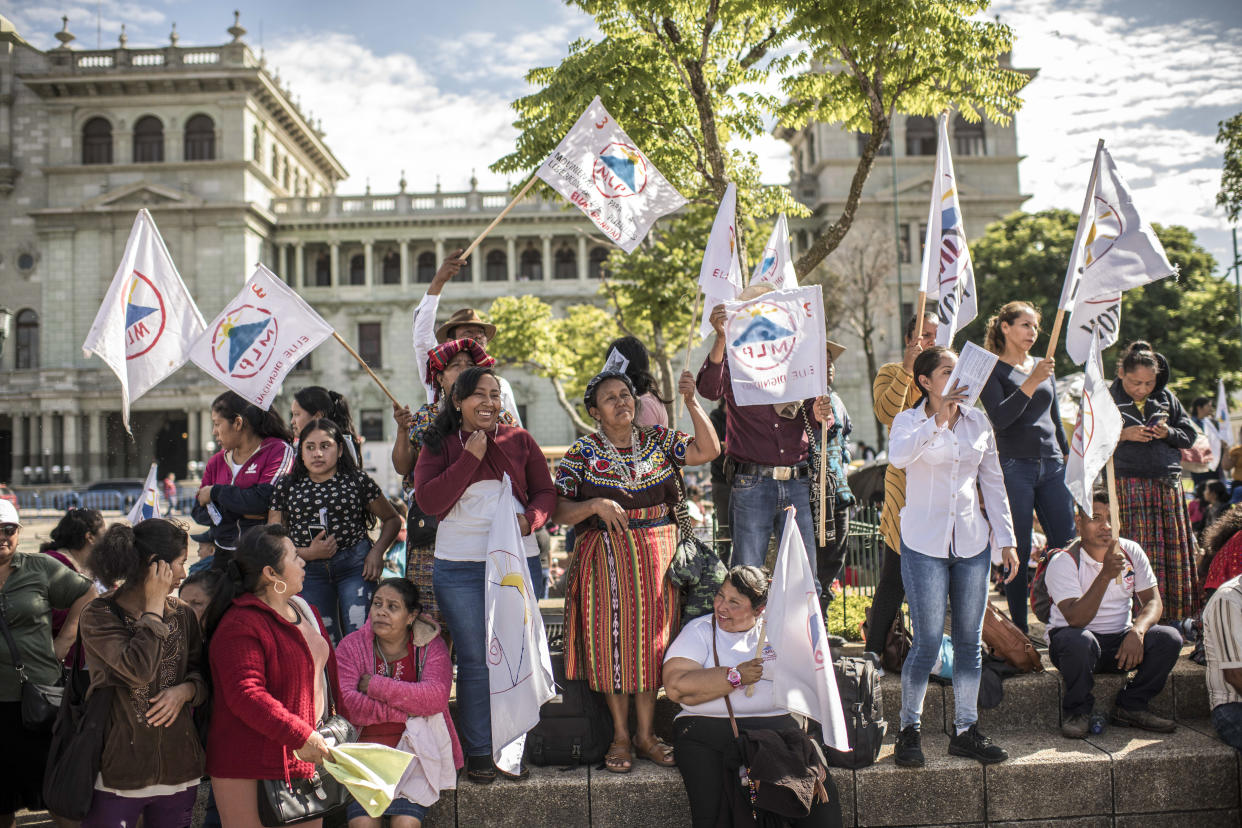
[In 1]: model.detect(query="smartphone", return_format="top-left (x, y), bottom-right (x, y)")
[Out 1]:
top-left (309, 523), bottom-right (328, 539)
top-left (1145, 412), bottom-right (1169, 428)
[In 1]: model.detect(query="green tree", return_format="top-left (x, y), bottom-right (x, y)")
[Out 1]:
top-left (1218, 112), bottom-right (1242, 223)
top-left (966, 210), bottom-right (1240, 398)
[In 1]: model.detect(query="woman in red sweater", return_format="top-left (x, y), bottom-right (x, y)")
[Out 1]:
top-left (206, 524), bottom-right (341, 828)
top-left (413, 367), bottom-right (556, 784)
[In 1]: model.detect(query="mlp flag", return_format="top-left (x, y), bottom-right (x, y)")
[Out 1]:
top-left (536, 96), bottom-right (687, 253)
top-left (127, 462), bottom-right (162, 525)
top-left (764, 508), bottom-right (850, 751)
top-left (1065, 331), bottom-right (1123, 513)
top-left (750, 214), bottom-right (798, 291)
top-left (82, 209), bottom-right (206, 431)
top-left (698, 183), bottom-right (744, 336)
top-left (724, 285), bottom-right (828, 406)
top-left (190, 265), bottom-right (333, 410)
top-left (485, 475), bottom-right (555, 776)
top-left (919, 113), bottom-right (977, 347)
top-left (1064, 145), bottom-right (1177, 364)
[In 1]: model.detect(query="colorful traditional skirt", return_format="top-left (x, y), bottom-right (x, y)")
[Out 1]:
top-left (564, 505), bottom-right (680, 693)
top-left (1117, 475), bottom-right (1202, 620)
top-left (404, 542), bottom-right (442, 624)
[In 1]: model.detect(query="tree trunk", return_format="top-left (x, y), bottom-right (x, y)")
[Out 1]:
top-left (861, 319), bottom-right (884, 451)
top-left (548, 376), bottom-right (594, 437)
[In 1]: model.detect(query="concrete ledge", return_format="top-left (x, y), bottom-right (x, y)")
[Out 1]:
top-left (983, 732), bottom-right (1112, 822)
top-left (880, 674), bottom-right (944, 734)
top-left (990, 819), bottom-right (1111, 828)
top-left (1085, 724), bottom-right (1240, 815)
top-left (854, 731), bottom-right (985, 826)
top-left (421, 790), bottom-right (455, 827)
top-left (944, 670), bottom-right (1062, 733)
top-left (455, 764), bottom-right (589, 827)
top-left (590, 762), bottom-right (687, 828)
top-left (1114, 810), bottom-right (1241, 827)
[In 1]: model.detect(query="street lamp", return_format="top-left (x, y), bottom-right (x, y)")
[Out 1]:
top-left (0, 306), bottom-right (12, 359)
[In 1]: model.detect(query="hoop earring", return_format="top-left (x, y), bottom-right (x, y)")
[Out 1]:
top-left (272, 580), bottom-right (287, 595)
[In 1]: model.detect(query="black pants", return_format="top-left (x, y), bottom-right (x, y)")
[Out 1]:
top-left (0, 701), bottom-right (53, 815)
top-left (1047, 624), bottom-right (1183, 716)
top-left (818, 505), bottom-right (851, 603)
top-left (674, 714), bottom-right (842, 828)
top-left (864, 543), bottom-right (905, 654)
top-left (711, 478), bottom-right (732, 563)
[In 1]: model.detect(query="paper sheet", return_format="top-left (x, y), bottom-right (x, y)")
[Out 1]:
top-left (944, 341), bottom-right (999, 409)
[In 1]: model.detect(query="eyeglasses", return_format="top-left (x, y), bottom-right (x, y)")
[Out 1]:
top-left (0, 524), bottom-right (19, 539)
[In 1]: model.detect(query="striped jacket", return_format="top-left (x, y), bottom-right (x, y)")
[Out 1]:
top-left (872, 362), bottom-right (920, 552)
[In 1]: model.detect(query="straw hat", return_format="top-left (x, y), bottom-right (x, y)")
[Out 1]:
top-left (435, 308), bottom-right (497, 344)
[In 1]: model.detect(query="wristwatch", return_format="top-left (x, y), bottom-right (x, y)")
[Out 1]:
top-left (726, 667), bottom-right (742, 689)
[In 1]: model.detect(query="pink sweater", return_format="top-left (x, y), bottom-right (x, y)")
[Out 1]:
top-left (335, 617), bottom-right (464, 769)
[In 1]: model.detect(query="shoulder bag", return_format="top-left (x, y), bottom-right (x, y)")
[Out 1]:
top-left (0, 594), bottom-right (64, 732)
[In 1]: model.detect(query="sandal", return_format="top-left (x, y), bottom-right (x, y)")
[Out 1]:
top-left (466, 755), bottom-right (496, 784)
top-left (634, 736), bottom-right (675, 767)
top-left (604, 738), bottom-right (634, 773)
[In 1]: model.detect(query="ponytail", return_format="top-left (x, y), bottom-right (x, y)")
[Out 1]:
top-left (92, 519), bottom-right (188, 591)
top-left (293, 386), bottom-right (360, 445)
top-left (911, 346), bottom-right (955, 406)
top-left (1118, 340), bottom-right (1159, 374)
top-left (225, 524), bottom-right (290, 598)
top-left (212, 391), bottom-right (294, 443)
top-left (39, 508), bottom-right (104, 554)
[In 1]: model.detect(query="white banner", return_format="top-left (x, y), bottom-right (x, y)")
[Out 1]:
top-left (82, 209), bottom-right (206, 431)
top-left (1065, 331), bottom-right (1123, 513)
top-left (764, 508), bottom-right (850, 751)
top-left (919, 114), bottom-right (977, 346)
top-left (127, 462), bottom-right (162, 525)
top-left (750, 213), bottom-right (798, 291)
top-left (189, 265), bottom-right (333, 409)
top-left (536, 96), bottom-right (687, 253)
top-left (698, 183), bottom-right (744, 336)
top-left (1210, 379), bottom-right (1234, 458)
top-left (485, 475), bottom-right (555, 775)
top-left (725, 286), bottom-right (828, 406)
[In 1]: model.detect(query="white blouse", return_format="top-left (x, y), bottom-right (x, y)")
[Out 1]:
top-left (888, 404), bottom-right (1016, 562)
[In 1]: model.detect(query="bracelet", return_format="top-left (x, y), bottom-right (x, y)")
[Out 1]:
top-left (141, 611), bottom-right (164, 622)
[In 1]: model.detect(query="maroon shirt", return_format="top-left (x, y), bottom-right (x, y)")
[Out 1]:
top-left (696, 355), bottom-right (815, 467)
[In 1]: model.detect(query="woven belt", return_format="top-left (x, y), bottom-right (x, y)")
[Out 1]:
top-left (734, 461), bottom-right (810, 481)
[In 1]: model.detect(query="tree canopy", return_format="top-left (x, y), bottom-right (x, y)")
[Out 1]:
top-left (1218, 112), bottom-right (1242, 224)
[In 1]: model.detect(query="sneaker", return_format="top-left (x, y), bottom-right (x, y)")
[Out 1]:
top-left (948, 724), bottom-right (1009, 764)
top-left (1111, 707), bottom-right (1176, 733)
top-left (862, 651), bottom-right (886, 678)
top-left (1061, 713), bottom-right (1090, 739)
top-left (894, 725), bottom-right (924, 768)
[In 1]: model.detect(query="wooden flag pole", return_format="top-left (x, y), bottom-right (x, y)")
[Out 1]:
top-left (818, 416), bottom-right (829, 546)
top-left (333, 331), bottom-right (400, 407)
top-left (460, 173), bottom-right (539, 261)
top-left (745, 621), bottom-right (767, 697)
top-left (1044, 307), bottom-right (1067, 359)
top-left (1105, 456), bottom-right (1124, 585)
top-left (916, 290), bottom-right (927, 317)
top-left (677, 292), bottom-right (705, 423)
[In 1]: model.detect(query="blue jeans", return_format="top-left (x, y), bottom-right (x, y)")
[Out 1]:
top-left (900, 543), bottom-right (991, 732)
top-left (729, 473), bottom-right (819, 595)
top-left (434, 554), bottom-right (543, 757)
top-left (300, 538), bottom-right (375, 643)
top-left (999, 456), bottom-right (1077, 633)
top-left (1213, 702), bottom-right (1242, 752)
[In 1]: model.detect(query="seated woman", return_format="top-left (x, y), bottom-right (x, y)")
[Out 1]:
top-left (554, 369), bottom-right (719, 773)
top-left (336, 580), bottom-right (462, 827)
top-left (663, 567), bottom-right (841, 828)
top-left (1203, 506), bottom-right (1242, 595)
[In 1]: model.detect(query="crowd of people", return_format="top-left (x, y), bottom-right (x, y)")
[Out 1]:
top-left (3, 249), bottom-right (1242, 828)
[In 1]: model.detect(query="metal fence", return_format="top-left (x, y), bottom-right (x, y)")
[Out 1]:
top-left (14, 489), bottom-right (128, 515)
top-left (826, 503), bottom-right (887, 633)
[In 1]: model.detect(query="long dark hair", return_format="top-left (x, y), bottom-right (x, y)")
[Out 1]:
top-left (212, 391), bottom-right (295, 443)
top-left (912, 345), bottom-right (954, 405)
top-left (289, 418), bottom-right (376, 530)
top-left (607, 336), bottom-right (669, 403)
top-left (39, 508), bottom-right (104, 554)
top-left (224, 524), bottom-right (291, 598)
top-left (91, 519), bottom-right (188, 592)
top-left (294, 386), bottom-right (360, 445)
top-left (179, 568), bottom-right (231, 641)
top-left (423, 366), bottom-right (498, 454)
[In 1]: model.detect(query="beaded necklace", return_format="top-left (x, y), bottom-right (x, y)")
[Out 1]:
top-left (598, 427), bottom-right (654, 486)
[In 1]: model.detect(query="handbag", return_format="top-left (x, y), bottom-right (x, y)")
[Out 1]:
top-left (1181, 421), bottom-right (1217, 473)
top-left (981, 604), bottom-right (1043, 673)
top-left (861, 605), bottom-right (912, 674)
top-left (0, 595), bottom-right (64, 732)
top-left (257, 665), bottom-right (359, 827)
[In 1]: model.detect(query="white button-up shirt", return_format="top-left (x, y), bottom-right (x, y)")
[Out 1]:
top-left (888, 404), bottom-right (1016, 562)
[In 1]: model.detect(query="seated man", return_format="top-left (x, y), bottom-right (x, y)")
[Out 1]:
top-left (1203, 573), bottom-right (1242, 751)
top-left (1046, 490), bottom-right (1182, 738)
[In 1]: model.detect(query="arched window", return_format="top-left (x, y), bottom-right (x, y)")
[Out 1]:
top-left (485, 250), bottom-right (507, 282)
top-left (252, 126), bottom-right (263, 164)
top-left (15, 309), bottom-right (38, 370)
top-left (588, 246), bottom-right (610, 279)
top-left (416, 252), bottom-right (436, 283)
top-left (314, 252), bottom-right (331, 286)
top-left (905, 116), bottom-right (937, 156)
top-left (954, 113), bottom-right (986, 156)
top-left (82, 117), bottom-right (113, 164)
top-left (184, 114), bottom-right (215, 161)
top-left (133, 115), bottom-right (164, 163)
top-left (519, 248), bottom-right (542, 281)
top-left (381, 251), bottom-right (400, 284)
top-left (348, 254), bottom-right (366, 285)
top-left (554, 247), bottom-right (577, 280)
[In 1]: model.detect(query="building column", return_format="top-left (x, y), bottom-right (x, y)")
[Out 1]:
top-left (434, 238), bottom-right (445, 264)
top-left (187, 409), bottom-right (200, 467)
top-left (11, 414), bottom-right (24, 477)
top-left (577, 235), bottom-right (588, 281)
top-left (294, 243), bottom-right (305, 288)
top-left (363, 241), bottom-right (374, 287)
top-left (506, 236), bottom-right (517, 282)
top-left (88, 412), bottom-right (106, 482)
top-left (62, 413), bottom-right (78, 483)
top-left (399, 240), bottom-right (409, 286)
top-left (39, 412), bottom-right (53, 479)
top-left (329, 242), bottom-right (340, 287)
top-left (541, 235), bottom-right (553, 282)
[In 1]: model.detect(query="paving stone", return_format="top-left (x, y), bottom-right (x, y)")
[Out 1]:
top-left (456, 763), bottom-right (589, 827)
top-left (879, 673), bottom-right (944, 734)
top-left (990, 818), bottom-right (1111, 828)
top-left (983, 731), bottom-right (1112, 822)
top-left (1086, 723), bottom-right (1240, 814)
top-left (589, 761), bottom-right (687, 828)
top-left (1114, 809), bottom-right (1241, 827)
top-left (854, 731), bottom-right (984, 826)
top-left (1173, 663), bottom-right (1211, 720)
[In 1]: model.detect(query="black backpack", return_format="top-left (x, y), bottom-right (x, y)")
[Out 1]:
top-left (824, 656), bottom-right (886, 769)
top-left (524, 649), bottom-right (614, 766)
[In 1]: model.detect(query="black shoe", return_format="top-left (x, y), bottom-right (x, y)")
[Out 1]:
top-left (894, 725), bottom-right (924, 768)
top-left (1111, 707), bottom-right (1176, 733)
top-left (1061, 713), bottom-right (1090, 739)
top-left (948, 724), bottom-right (1008, 764)
top-left (465, 755), bottom-right (496, 784)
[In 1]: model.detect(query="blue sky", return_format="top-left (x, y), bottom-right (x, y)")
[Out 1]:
top-left (2, 0), bottom-right (1239, 273)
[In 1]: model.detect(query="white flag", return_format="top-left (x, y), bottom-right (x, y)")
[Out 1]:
top-left (919, 114), bottom-right (977, 346)
top-left (764, 508), bottom-right (850, 751)
top-left (485, 475), bottom-right (555, 775)
top-left (698, 183), bottom-right (745, 336)
top-left (82, 210), bottom-right (206, 431)
top-left (750, 214), bottom-right (798, 291)
top-left (127, 462), bottom-right (162, 525)
top-left (536, 96), bottom-right (687, 253)
top-left (724, 285), bottom-right (828, 406)
top-left (1211, 379), bottom-right (1234, 457)
top-left (1064, 145), bottom-right (1177, 364)
top-left (1065, 331), bottom-right (1123, 513)
top-left (189, 265), bottom-right (333, 409)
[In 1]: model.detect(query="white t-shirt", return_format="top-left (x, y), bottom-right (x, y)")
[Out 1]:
top-left (1045, 538), bottom-right (1158, 641)
top-left (663, 614), bottom-right (781, 719)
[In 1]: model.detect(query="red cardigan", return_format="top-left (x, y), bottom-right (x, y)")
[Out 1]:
top-left (206, 593), bottom-right (342, 781)
top-left (412, 424), bottom-right (556, 530)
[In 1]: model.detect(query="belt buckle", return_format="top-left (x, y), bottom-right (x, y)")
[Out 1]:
top-left (772, 466), bottom-right (792, 481)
